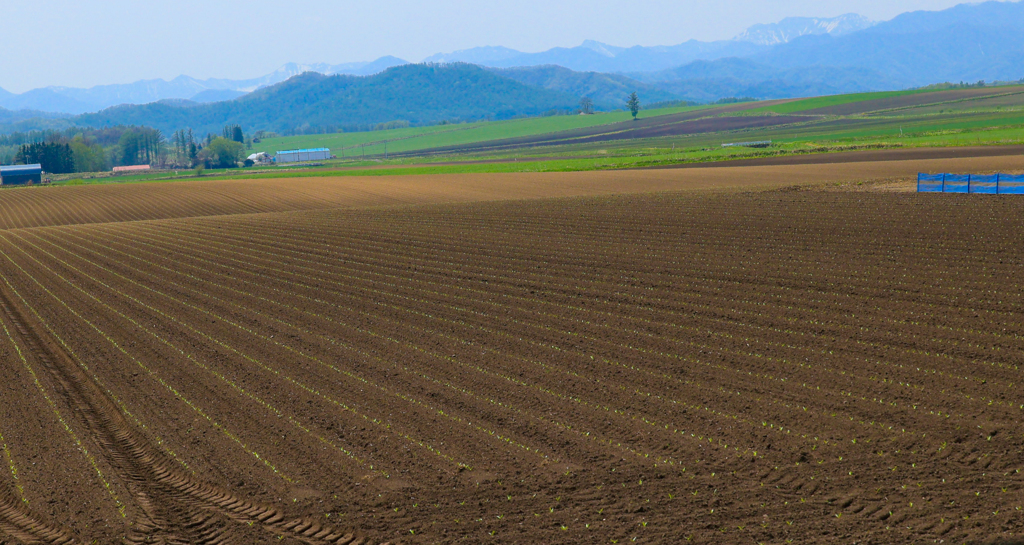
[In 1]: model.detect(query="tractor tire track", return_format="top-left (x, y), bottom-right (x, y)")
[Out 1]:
top-left (0, 284), bottom-right (367, 545)
top-left (0, 485), bottom-right (76, 544)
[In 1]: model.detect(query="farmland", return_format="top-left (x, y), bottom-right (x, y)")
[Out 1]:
top-left (245, 85), bottom-right (1024, 165)
top-left (49, 85), bottom-right (1024, 188)
top-left (247, 103), bottom-right (714, 158)
top-left (0, 158), bottom-right (1023, 544)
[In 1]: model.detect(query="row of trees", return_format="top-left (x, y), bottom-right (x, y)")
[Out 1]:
top-left (4, 126), bottom-right (170, 173)
top-left (171, 129), bottom-right (200, 167)
top-left (119, 127), bottom-right (165, 166)
top-left (14, 143), bottom-right (76, 174)
top-left (170, 128), bottom-right (246, 169)
top-left (6, 125), bottom-right (252, 173)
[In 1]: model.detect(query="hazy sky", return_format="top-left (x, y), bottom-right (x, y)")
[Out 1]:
top-left (0, 0), bottom-right (983, 93)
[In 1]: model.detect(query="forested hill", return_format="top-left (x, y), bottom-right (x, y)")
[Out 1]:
top-left (73, 64), bottom-right (580, 136)
top-left (490, 66), bottom-right (677, 109)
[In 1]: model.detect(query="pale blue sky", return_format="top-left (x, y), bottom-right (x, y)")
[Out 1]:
top-left (0, 0), bottom-right (986, 93)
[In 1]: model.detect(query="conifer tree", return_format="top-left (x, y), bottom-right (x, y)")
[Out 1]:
top-left (627, 92), bottom-right (641, 120)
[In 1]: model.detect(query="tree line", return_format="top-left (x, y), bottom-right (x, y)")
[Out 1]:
top-left (14, 143), bottom-right (75, 174)
top-left (2, 125), bottom-right (252, 174)
top-left (2, 126), bottom-right (165, 173)
top-left (170, 127), bottom-right (246, 169)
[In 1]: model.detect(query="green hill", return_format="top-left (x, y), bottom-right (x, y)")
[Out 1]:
top-left (74, 64), bottom-right (580, 136)
top-left (490, 65), bottom-right (679, 109)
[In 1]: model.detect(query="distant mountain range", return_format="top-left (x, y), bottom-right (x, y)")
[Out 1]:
top-left (2, 0), bottom-right (1024, 136)
top-left (0, 12), bottom-right (877, 116)
top-left (754, 2), bottom-right (1024, 88)
top-left (631, 58), bottom-right (891, 104)
top-left (0, 57), bottom-right (410, 115)
top-left (425, 14), bottom-right (874, 72)
top-left (425, 39), bottom-right (765, 74)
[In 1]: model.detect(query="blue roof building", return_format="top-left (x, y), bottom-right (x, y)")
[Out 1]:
top-left (0, 164), bottom-right (42, 186)
top-left (275, 148), bottom-right (331, 163)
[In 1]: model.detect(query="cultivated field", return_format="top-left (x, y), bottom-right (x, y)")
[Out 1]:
top-left (246, 85), bottom-right (1024, 163)
top-left (0, 162), bottom-right (1023, 544)
top-left (248, 103), bottom-right (717, 158)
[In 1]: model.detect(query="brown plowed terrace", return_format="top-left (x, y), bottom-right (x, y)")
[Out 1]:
top-left (0, 155), bottom-right (1022, 544)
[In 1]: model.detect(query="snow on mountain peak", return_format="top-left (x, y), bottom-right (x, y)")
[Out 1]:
top-left (734, 14), bottom-right (875, 45)
top-left (580, 40), bottom-right (625, 58)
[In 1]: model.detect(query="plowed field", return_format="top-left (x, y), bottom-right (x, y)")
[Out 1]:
top-left (0, 166), bottom-right (1022, 544)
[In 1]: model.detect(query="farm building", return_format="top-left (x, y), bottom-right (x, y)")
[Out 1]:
top-left (0, 164), bottom-right (42, 185)
top-left (247, 152), bottom-right (273, 165)
top-left (275, 148), bottom-right (331, 163)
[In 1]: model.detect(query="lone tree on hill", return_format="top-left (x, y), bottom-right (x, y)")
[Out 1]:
top-left (579, 96), bottom-right (594, 115)
top-left (627, 92), bottom-right (641, 120)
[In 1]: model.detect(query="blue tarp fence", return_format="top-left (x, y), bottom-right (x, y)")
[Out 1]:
top-left (969, 174), bottom-right (998, 194)
top-left (918, 173), bottom-right (1024, 194)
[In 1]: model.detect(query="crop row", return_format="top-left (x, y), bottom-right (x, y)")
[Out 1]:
top-left (6, 222), bottom-right (991, 485)
top-left (158, 208), bottom-right (1024, 368)
top-left (13, 229), bottom-right (758, 474)
top-left (108, 221), bottom-right (1019, 434)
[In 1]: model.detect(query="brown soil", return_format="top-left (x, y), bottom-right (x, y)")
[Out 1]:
top-left (865, 92), bottom-right (1024, 116)
top-left (656, 145), bottom-right (1024, 169)
top-left (0, 162), bottom-right (1022, 544)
